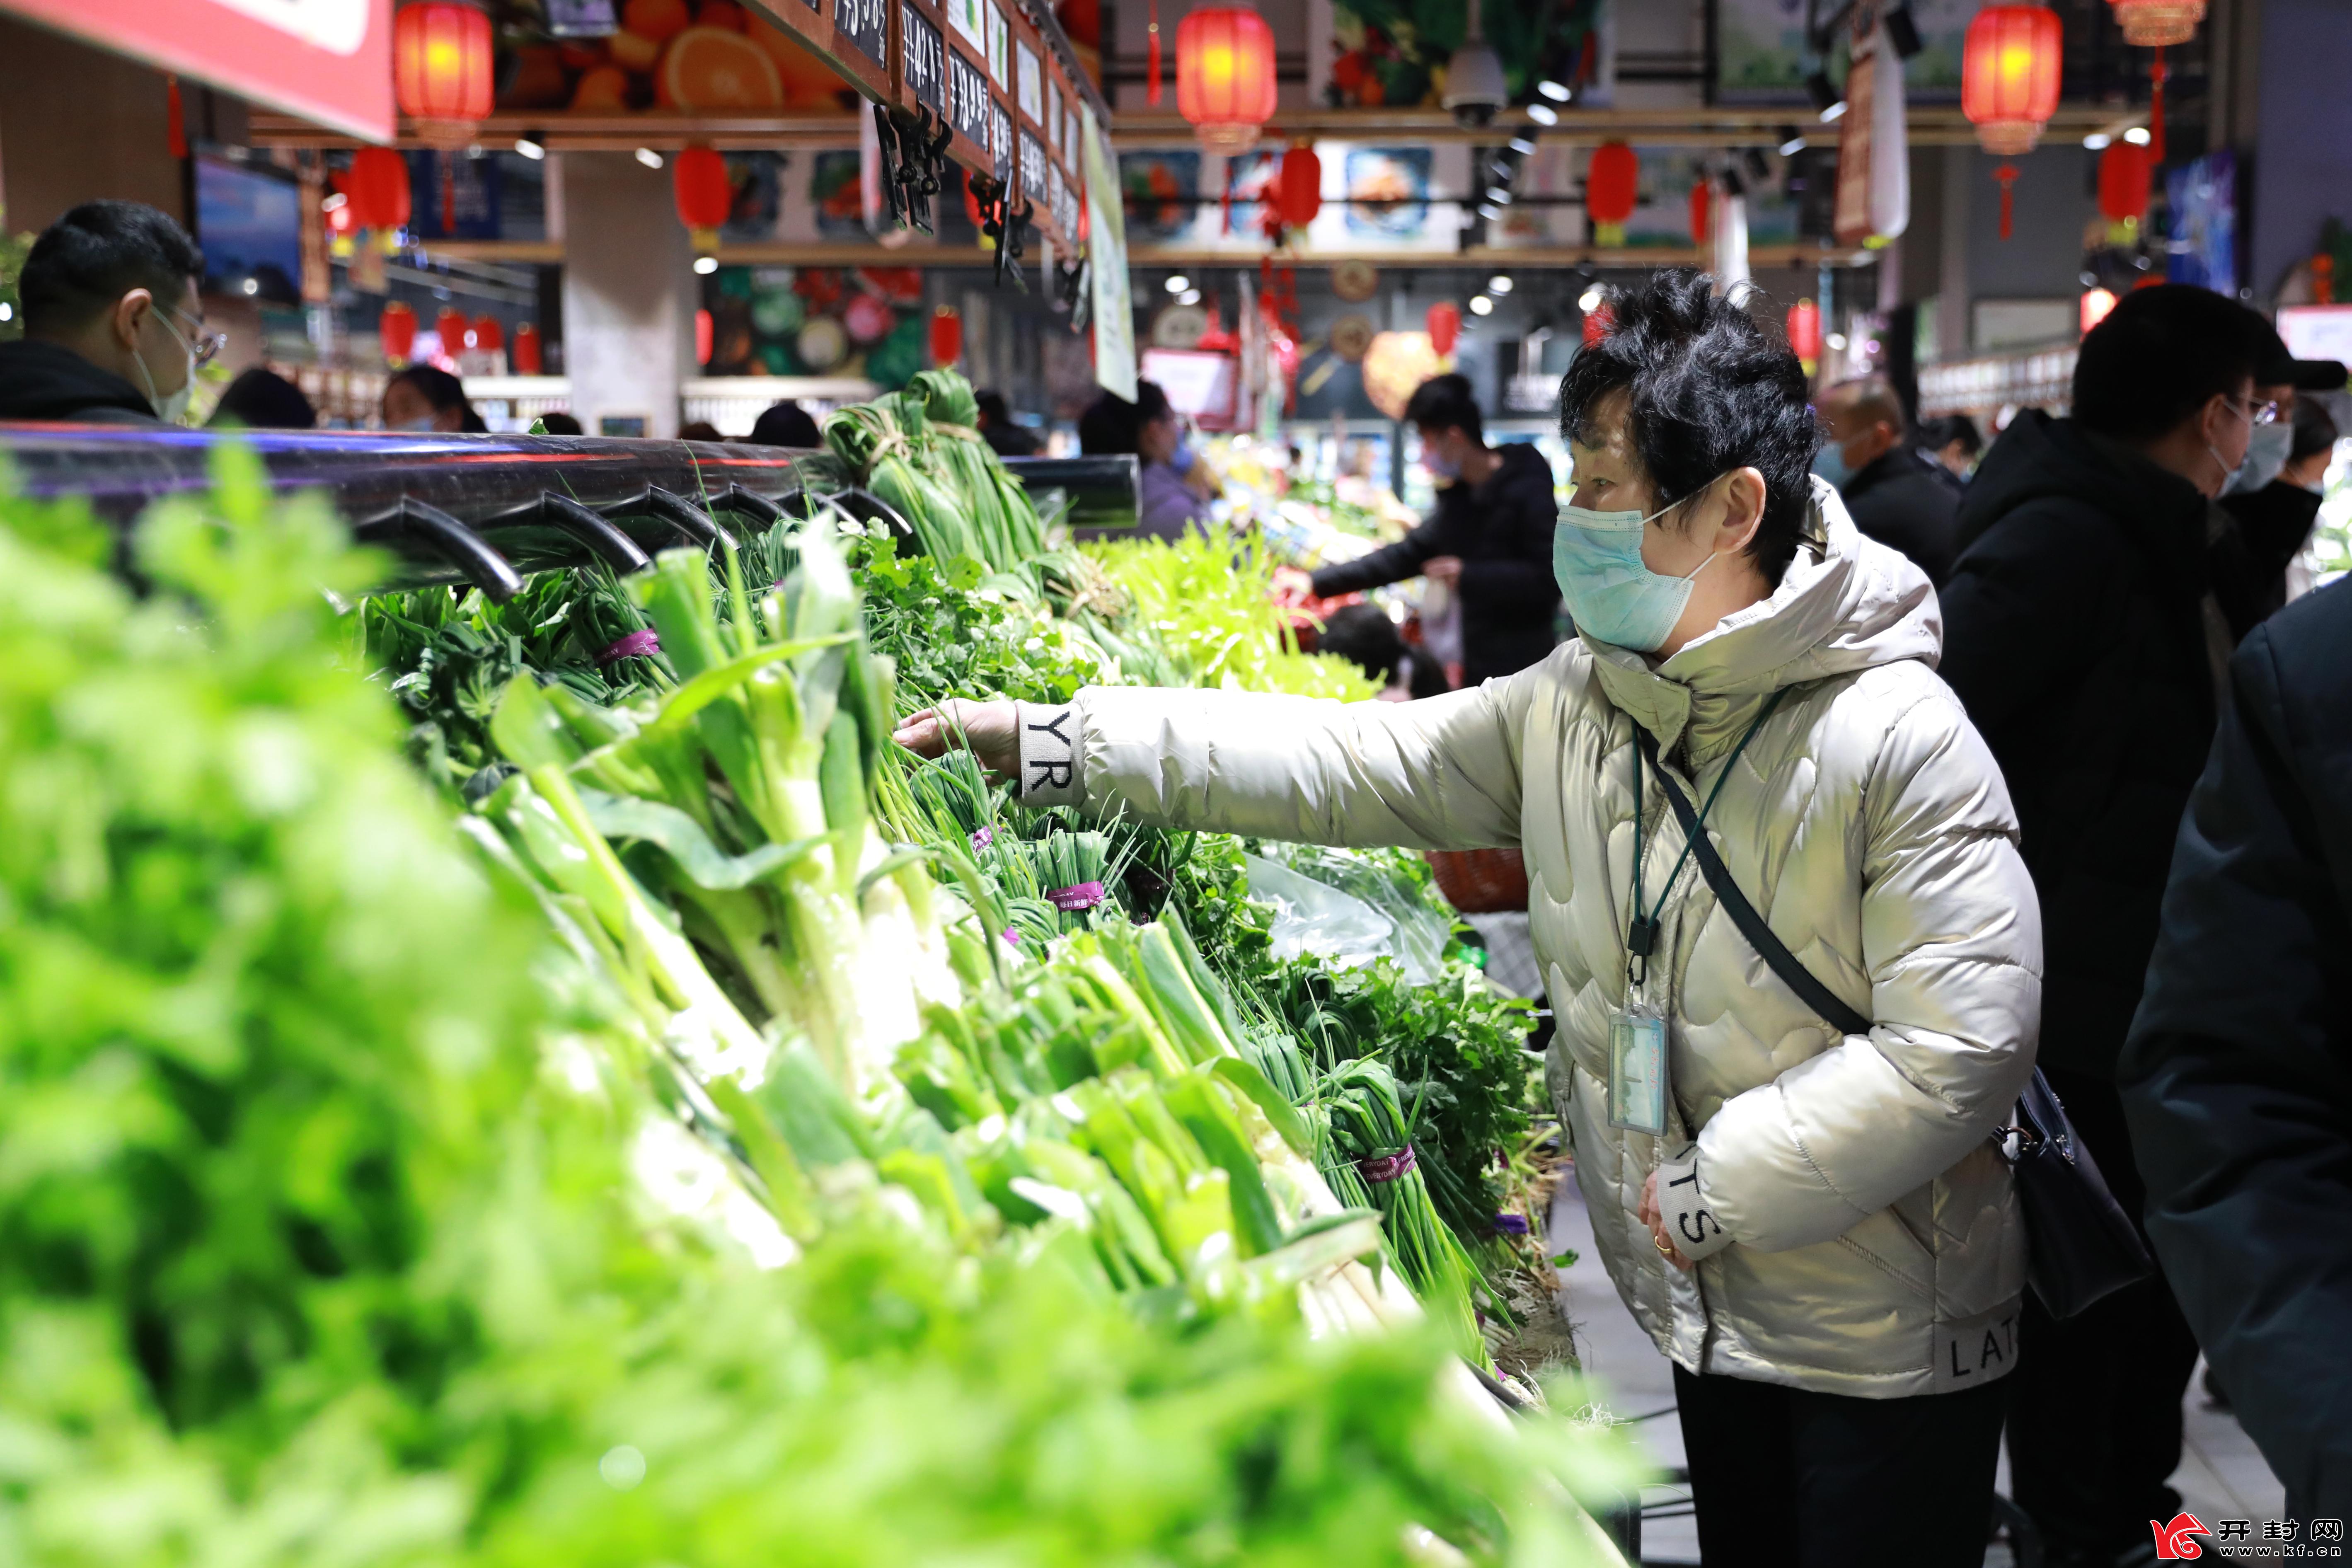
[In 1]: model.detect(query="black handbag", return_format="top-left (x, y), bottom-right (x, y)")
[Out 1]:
top-left (1636, 728), bottom-right (2154, 1320)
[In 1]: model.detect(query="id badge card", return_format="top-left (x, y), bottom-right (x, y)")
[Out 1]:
top-left (1609, 1004), bottom-right (1669, 1135)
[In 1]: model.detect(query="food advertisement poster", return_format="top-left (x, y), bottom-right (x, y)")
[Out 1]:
top-left (1121, 150), bottom-right (1205, 243)
top-left (1341, 147), bottom-right (1430, 239)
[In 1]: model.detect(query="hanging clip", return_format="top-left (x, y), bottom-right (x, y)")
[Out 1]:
top-left (872, 103), bottom-right (907, 230)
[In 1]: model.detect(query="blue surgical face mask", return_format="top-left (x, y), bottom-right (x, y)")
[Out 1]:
top-left (2225, 421), bottom-right (2294, 494)
top-left (1422, 443), bottom-right (1459, 481)
top-left (1810, 439), bottom-right (1855, 491)
top-left (1553, 479), bottom-right (1728, 652)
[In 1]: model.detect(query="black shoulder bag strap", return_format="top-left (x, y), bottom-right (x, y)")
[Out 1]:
top-left (1630, 709), bottom-right (2152, 1319)
top-left (1633, 720), bottom-right (1871, 1037)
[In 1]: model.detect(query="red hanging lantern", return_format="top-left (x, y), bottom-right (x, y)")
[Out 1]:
top-left (2109, 0), bottom-right (2202, 46)
top-left (1581, 303), bottom-right (1614, 347)
top-left (513, 321), bottom-right (543, 375)
top-left (672, 145), bottom-right (733, 251)
top-left (165, 75), bottom-right (188, 160)
top-left (393, 1), bottom-right (495, 150)
top-left (696, 308), bottom-right (714, 368)
top-left (1786, 298), bottom-right (1822, 365)
top-left (1962, 6), bottom-right (2062, 156)
top-left (345, 146), bottom-right (413, 235)
top-left (930, 303), bottom-right (963, 368)
top-left (470, 314), bottom-right (505, 355)
top-left (1427, 300), bottom-right (1461, 359)
top-left (1688, 177), bottom-right (1713, 248)
top-left (434, 305), bottom-right (467, 360)
top-left (1278, 143), bottom-right (1322, 230)
top-left (378, 300), bottom-right (418, 364)
top-left (1586, 142), bottom-right (1639, 247)
top-left (2097, 140), bottom-right (2153, 239)
top-left (1176, 8), bottom-right (1277, 156)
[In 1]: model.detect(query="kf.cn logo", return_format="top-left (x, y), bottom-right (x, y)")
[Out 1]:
top-left (2152, 1513), bottom-right (2209, 1561)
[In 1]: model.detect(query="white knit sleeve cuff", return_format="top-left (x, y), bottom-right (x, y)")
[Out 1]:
top-left (1656, 1143), bottom-right (1735, 1261)
top-left (1014, 699), bottom-right (1084, 808)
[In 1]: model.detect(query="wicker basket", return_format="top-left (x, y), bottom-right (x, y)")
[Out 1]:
top-left (1425, 847), bottom-right (1530, 914)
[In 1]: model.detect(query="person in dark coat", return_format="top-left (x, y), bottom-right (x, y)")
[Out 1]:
top-left (0, 200), bottom-right (210, 425)
top-left (975, 390), bottom-right (1041, 457)
top-left (1938, 284), bottom-right (2273, 1568)
top-left (1814, 375), bottom-right (1962, 585)
top-left (1306, 373), bottom-right (1559, 685)
top-left (2120, 578), bottom-right (2352, 1527)
top-left (208, 366), bottom-right (316, 430)
top-left (749, 400), bottom-right (821, 448)
top-left (2214, 385), bottom-right (2343, 634)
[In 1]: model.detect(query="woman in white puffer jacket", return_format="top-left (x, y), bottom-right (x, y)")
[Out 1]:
top-left (899, 272), bottom-right (2041, 1565)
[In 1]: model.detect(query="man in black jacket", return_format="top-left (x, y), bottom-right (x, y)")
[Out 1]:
top-left (1306, 374), bottom-right (1558, 685)
top-left (0, 201), bottom-right (211, 426)
top-left (1816, 375), bottom-right (1962, 585)
top-left (2121, 580), bottom-right (2352, 1527)
top-left (1938, 284), bottom-right (2272, 1568)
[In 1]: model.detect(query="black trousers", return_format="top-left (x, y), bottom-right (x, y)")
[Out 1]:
top-left (1675, 1363), bottom-right (2010, 1568)
top-left (2005, 1068), bottom-right (2204, 1561)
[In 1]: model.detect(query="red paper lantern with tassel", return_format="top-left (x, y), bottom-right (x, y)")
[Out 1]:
top-left (930, 303), bottom-right (963, 367)
top-left (378, 300), bottom-right (418, 364)
top-left (1786, 298), bottom-right (1822, 365)
top-left (2109, 0), bottom-right (2202, 46)
top-left (1993, 161), bottom-right (2022, 241)
top-left (2098, 140), bottom-right (2153, 240)
top-left (393, 1), bottom-right (495, 150)
top-left (346, 146), bottom-right (414, 234)
top-left (1427, 300), bottom-right (1461, 359)
top-left (1176, 8), bottom-right (1277, 156)
top-left (1586, 142), bottom-right (1639, 247)
top-left (433, 305), bottom-right (467, 361)
top-left (1962, 5), bottom-right (2062, 156)
top-left (1278, 143), bottom-right (1322, 230)
top-left (673, 146), bottom-right (733, 252)
top-left (165, 75), bottom-right (188, 159)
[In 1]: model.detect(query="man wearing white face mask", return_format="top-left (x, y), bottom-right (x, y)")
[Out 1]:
top-left (0, 201), bottom-right (214, 426)
top-left (895, 272), bottom-right (2042, 1566)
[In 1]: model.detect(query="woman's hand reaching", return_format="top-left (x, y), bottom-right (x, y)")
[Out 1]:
top-left (892, 698), bottom-right (1021, 779)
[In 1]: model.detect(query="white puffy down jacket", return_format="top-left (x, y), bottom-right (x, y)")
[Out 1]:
top-left (1014, 484), bottom-right (2042, 1398)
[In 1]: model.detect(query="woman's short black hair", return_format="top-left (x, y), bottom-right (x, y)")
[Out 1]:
top-left (1077, 380), bottom-right (1174, 455)
top-left (749, 400), bottom-right (820, 446)
top-left (208, 366), bottom-right (316, 430)
top-left (2290, 396), bottom-right (2340, 465)
top-left (386, 363), bottom-right (486, 431)
top-left (1556, 269), bottom-right (1819, 584)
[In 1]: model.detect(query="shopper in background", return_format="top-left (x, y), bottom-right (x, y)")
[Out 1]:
top-left (2215, 388), bottom-right (2343, 629)
top-left (1814, 376), bottom-right (1962, 586)
top-left (1079, 380), bottom-right (1215, 540)
top-left (381, 364), bottom-right (485, 433)
top-left (1312, 602), bottom-right (1451, 702)
top-left (535, 411), bottom-right (583, 436)
top-left (1302, 374), bottom-right (1558, 685)
top-left (975, 389), bottom-right (1041, 457)
top-left (2120, 579), bottom-right (2352, 1527)
top-left (1938, 284), bottom-right (2273, 1568)
top-left (748, 399), bottom-right (821, 447)
top-left (0, 200), bottom-right (211, 425)
top-left (678, 419), bottom-right (724, 443)
top-left (898, 273), bottom-right (2042, 1566)
top-left (207, 366), bottom-right (316, 430)
top-left (1920, 414), bottom-right (1984, 482)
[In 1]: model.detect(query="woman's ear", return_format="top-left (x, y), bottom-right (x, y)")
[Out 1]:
top-left (1715, 467), bottom-right (1769, 553)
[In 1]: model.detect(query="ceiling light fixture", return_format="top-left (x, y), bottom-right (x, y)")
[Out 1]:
top-left (1180, 288), bottom-right (1201, 304)
top-left (1578, 285), bottom-right (1604, 312)
top-left (1469, 295), bottom-right (1495, 315)
top-left (1779, 133), bottom-right (1807, 156)
top-left (634, 147), bottom-right (663, 169)
top-left (1488, 274), bottom-right (1513, 294)
top-left (1537, 79), bottom-right (1570, 102)
top-left (2124, 126), bottom-right (2151, 145)
top-left (514, 137), bottom-right (545, 160)
top-left (1486, 186), bottom-right (1512, 204)
top-left (1166, 273), bottom-right (1191, 293)
top-left (2083, 131), bottom-right (2113, 149)
top-left (1526, 102), bottom-right (1558, 126)
top-left (692, 254), bottom-right (718, 275)
top-left (1508, 136), bottom-right (1536, 155)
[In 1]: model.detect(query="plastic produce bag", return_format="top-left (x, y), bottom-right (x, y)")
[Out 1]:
top-left (1243, 852), bottom-right (1447, 986)
top-left (1256, 845), bottom-right (1452, 986)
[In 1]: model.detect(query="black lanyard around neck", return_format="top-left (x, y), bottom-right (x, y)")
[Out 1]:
top-left (1627, 688), bottom-right (1788, 988)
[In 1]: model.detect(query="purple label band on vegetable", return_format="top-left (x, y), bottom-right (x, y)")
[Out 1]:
top-left (970, 826), bottom-right (994, 852)
top-left (1493, 1212), bottom-right (1530, 1235)
top-left (1047, 880), bottom-right (1106, 912)
top-left (1001, 927), bottom-right (1021, 946)
top-left (596, 629), bottom-right (662, 665)
top-left (1356, 1146), bottom-right (1418, 1184)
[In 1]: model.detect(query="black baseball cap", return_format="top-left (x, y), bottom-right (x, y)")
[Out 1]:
top-left (2248, 310), bottom-right (2349, 392)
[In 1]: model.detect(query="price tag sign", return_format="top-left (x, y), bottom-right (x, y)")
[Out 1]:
top-left (990, 100), bottom-right (1015, 187)
top-left (896, 0), bottom-right (946, 118)
top-left (828, 0), bottom-right (890, 96)
top-left (946, 46), bottom-right (994, 170)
